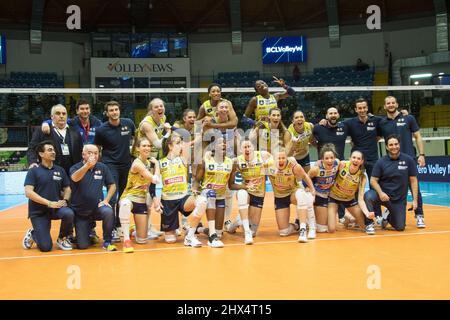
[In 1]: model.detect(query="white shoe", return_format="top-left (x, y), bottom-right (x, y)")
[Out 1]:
top-left (416, 215), bottom-right (426, 228)
top-left (298, 228), bottom-right (308, 243)
top-left (208, 234), bottom-right (224, 248)
top-left (227, 220), bottom-right (242, 234)
top-left (164, 234), bottom-right (177, 244)
top-left (375, 216), bottom-right (384, 227)
top-left (365, 223), bottom-right (376, 235)
top-left (244, 230), bottom-right (253, 245)
top-left (184, 236), bottom-right (202, 247)
top-left (147, 229), bottom-right (161, 240)
top-left (56, 237), bottom-right (73, 251)
top-left (22, 228), bottom-right (34, 250)
top-left (150, 226), bottom-right (164, 236)
top-left (224, 220), bottom-right (232, 232)
top-left (307, 228), bottom-right (316, 239)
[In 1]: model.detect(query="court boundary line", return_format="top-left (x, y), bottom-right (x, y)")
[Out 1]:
top-left (0, 229), bottom-right (449, 262)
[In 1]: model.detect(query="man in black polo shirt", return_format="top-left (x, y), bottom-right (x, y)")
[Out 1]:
top-left (27, 104), bottom-right (83, 174)
top-left (378, 96), bottom-right (426, 228)
top-left (364, 135), bottom-right (419, 231)
top-left (70, 144), bottom-right (117, 251)
top-left (313, 107), bottom-right (348, 160)
top-left (345, 98), bottom-right (381, 178)
top-left (22, 141), bottom-right (75, 252)
top-left (94, 101), bottom-right (135, 240)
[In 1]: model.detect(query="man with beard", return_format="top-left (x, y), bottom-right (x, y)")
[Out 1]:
top-left (313, 107), bottom-right (348, 160)
top-left (94, 101), bottom-right (136, 241)
top-left (364, 135), bottom-right (419, 231)
top-left (378, 96), bottom-right (426, 228)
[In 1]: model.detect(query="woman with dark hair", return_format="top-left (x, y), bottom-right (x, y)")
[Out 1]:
top-left (307, 143), bottom-right (340, 233)
top-left (243, 76), bottom-right (295, 127)
top-left (286, 110), bottom-right (316, 172)
top-left (197, 83), bottom-right (238, 130)
top-left (249, 107), bottom-right (291, 153)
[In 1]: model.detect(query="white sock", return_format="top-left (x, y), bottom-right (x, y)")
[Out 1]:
top-left (235, 213), bottom-right (242, 224)
top-left (242, 219), bottom-right (250, 232)
top-left (216, 229), bottom-right (223, 238)
top-left (307, 207), bottom-right (316, 229)
top-left (382, 208), bottom-right (390, 219)
top-left (208, 220), bottom-right (216, 236)
top-left (300, 223), bottom-right (307, 230)
top-left (187, 227), bottom-right (196, 238)
top-left (122, 222), bottom-right (130, 241)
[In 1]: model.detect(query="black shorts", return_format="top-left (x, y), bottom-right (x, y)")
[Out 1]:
top-left (275, 195), bottom-right (292, 210)
top-left (296, 154), bottom-right (310, 168)
top-left (161, 195), bottom-right (192, 231)
top-left (131, 202), bottom-right (147, 215)
top-left (328, 196), bottom-right (358, 208)
top-left (249, 194), bottom-right (264, 209)
top-left (216, 199), bottom-right (226, 209)
top-left (314, 195), bottom-right (329, 208)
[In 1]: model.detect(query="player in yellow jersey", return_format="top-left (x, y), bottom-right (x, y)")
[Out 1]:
top-left (192, 137), bottom-right (233, 248)
top-left (250, 107), bottom-right (291, 154)
top-left (267, 148), bottom-right (315, 243)
top-left (154, 134), bottom-right (207, 247)
top-left (308, 144), bottom-right (340, 233)
top-left (328, 150), bottom-right (375, 235)
top-left (243, 76), bottom-right (295, 127)
top-left (173, 108), bottom-right (202, 233)
top-left (286, 111), bottom-right (317, 172)
top-left (118, 138), bottom-right (160, 253)
top-left (201, 100), bottom-right (240, 233)
top-left (197, 83), bottom-right (238, 131)
top-left (228, 139), bottom-right (273, 244)
top-left (132, 98), bottom-right (172, 240)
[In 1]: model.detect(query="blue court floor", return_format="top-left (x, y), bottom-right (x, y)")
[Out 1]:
top-left (1, 182), bottom-right (449, 211)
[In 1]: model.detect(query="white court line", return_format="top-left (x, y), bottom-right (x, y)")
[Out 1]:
top-left (0, 230), bottom-right (449, 262)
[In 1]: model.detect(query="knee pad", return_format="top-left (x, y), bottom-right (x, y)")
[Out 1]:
top-left (202, 189), bottom-right (217, 209)
top-left (295, 189), bottom-right (309, 209)
top-left (165, 233), bottom-right (177, 243)
top-left (193, 195), bottom-right (207, 218)
top-left (237, 189), bottom-right (249, 210)
top-left (119, 199), bottom-right (132, 221)
top-left (316, 223), bottom-right (328, 233)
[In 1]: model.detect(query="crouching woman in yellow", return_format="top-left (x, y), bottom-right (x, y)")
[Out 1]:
top-left (155, 134), bottom-right (208, 247)
top-left (267, 147), bottom-right (316, 243)
top-left (118, 138), bottom-right (160, 253)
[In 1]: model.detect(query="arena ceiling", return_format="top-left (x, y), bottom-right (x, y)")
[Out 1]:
top-left (0, 0), bottom-right (443, 34)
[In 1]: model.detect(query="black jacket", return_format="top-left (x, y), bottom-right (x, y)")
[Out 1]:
top-left (27, 125), bottom-right (83, 174)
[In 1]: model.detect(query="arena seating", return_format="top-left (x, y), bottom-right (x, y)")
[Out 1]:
top-left (0, 72), bottom-right (64, 88)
